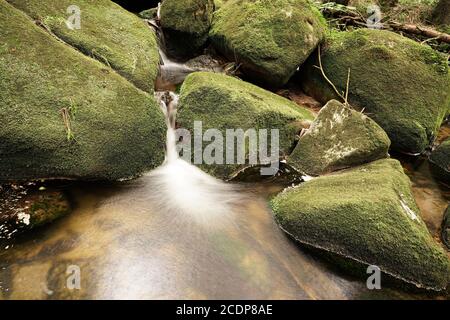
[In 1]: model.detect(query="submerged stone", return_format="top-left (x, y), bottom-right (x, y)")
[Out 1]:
top-left (301, 29), bottom-right (450, 154)
top-left (6, 0), bottom-right (160, 92)
top-left (0, 1), bottom-right (166, 181)
top-left (209, 0), bottom-right (327, 87)
top-left (271, 159), bottom-right (450, 291)
top-left (0, 183), bottom-right (70, 239)
top-left (160, 0), bottom-right (214, 58)
top-left (288, 100), bottom-right (390, 176)
top-left (429, 137), bottom-right (450, 184)
top-left (177, 72), bottom-right (314, 180)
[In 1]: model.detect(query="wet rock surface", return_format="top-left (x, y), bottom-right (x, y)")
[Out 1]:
top-left (160, 0), bottom-right (214, 58)
top-left (430, 137), bottom-right (450, 185)
top-left (442, 206), bottom-right (450, 250)
top-left (0, 183), bottom-right (70, 240)
top-left (271, 159), bottom-right (450, 291)
top-left (0, 0), bottom-right (449, 300)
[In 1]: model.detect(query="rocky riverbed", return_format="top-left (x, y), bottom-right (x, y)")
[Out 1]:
top-left (0, 0), bottom-right (449, 299)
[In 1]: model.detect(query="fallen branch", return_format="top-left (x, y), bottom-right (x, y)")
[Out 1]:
top-left (314, 45), bottom-right (346, 102)
top-left (389, 22), bottom-right (450, 43)
top-left (320, 5), bottom-right (450, 44)
top-left (60, 107), bottom-right (75, 142)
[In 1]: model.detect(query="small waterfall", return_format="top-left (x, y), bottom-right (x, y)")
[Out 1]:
top-left (156, 49), bottom-right (195, 88)
top-left (149, 91), bottom-right (244, 228)
top-left (147, 13), bottom-right (228, 90)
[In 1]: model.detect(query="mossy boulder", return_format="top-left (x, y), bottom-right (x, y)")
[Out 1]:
top-left (271, 159), bottom-right (450, 291)
top-left (177, 72), bottom-right (315, 180)
top-left (301, 29), bottom-right (450, 154)
top-left (0, 0), bottom-right (166, 181)
top-left (160, 0), bottom-right (214, 58)
top-left (7, 0), bottom-right (160, 93)
top-left (288, 100), bottom-right (390, 176)
top-left (209, 0), bottom-right (327, 87)
top-left (429, 137), bottom-right (450, 184)
top-left (139, 7), bottom-right (158, 20)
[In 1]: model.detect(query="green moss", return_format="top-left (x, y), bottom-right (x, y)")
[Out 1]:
top-left (301, 29), bottom-right (450, 154)
top-left (0, 0), bottom-right (166, 181)
top-left (271, 158), bottom-right (450, 291)
top-left (160, 0), bottom-right (214, 58)
top-left (6, 0), bottom-right (160, 93)
top-left (429, 137), bottom-right (450, 183)
top-left (209, 0), bottom-right (327, 87)
top-left (213, 0), bottom-right (228, 10)
top-left (138, 7), bottom-right (158, 19)
top-left (288, 100), bottom-right (390, 175)
top-left (177, 72), bottom-right (314, 179)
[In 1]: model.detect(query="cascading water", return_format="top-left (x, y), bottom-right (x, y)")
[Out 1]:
top-left (149, 91), bottom-right (244, 227)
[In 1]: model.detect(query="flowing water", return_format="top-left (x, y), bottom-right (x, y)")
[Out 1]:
top-left (0, 21), bottom-right (449, 299)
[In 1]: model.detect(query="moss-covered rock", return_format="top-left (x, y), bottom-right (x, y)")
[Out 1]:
top-left (429, 137), bottom-right (450, 184)
top-left (160, 0), bottom-right (214, 58)
top-left (6, 0), bottom-right (160, 93)
top-left (301, 29), bottom-right (450, 154)
top-left (288, 100), bottom-right (390, 176)
top-left (0, 0), bottom-right (166, 181)
top-left (177, 72), bottom-right (314, 179)
top-left (209, 0), bottom-right (327, 87)
top-left (271, 159), bottom-right (450, 291)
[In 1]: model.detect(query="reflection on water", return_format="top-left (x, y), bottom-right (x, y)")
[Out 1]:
top-left (1, 177), bottom-right (438, 300)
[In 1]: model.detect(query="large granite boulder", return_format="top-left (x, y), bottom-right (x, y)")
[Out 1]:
top-left (0, 0), bottom-right (166, 181)
top-left (429, 137), bottom-right (450, 184)
top-left (209, 0), bottom-right (327, 87)
top-left (271, 159), bottom-right (450, 291)
top-left (177, 72), bottom-right (314, 179)
top-left (7, 0), bottom-right (160, 92)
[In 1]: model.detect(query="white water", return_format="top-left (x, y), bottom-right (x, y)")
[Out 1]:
top-left (149, 92), bottom-right (243, 228)
top-left (158, 49), bottom-right (196, 86)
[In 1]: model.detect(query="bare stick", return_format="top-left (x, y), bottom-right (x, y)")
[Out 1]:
top-left (315, 45), bottom-right (346, 102)
top-left (345, 68), bottom-right (351, 107)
